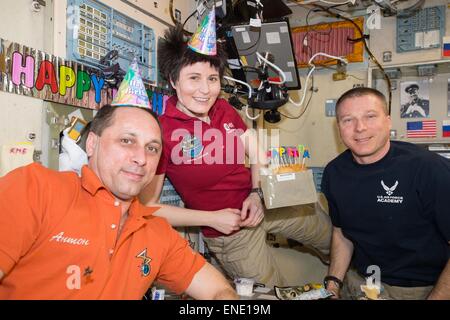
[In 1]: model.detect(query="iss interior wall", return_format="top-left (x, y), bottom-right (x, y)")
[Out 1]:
top-left (0, 0), bottom-right (52, 154)
top-left (269, 0), bottom-right (450, 167)
top-left (0, 0), bottom-right (197, 168)
top-left (261, 5), bottom-right (368, 167)
top-left (368, 0), bottom-right (450, 67)
top-left (369, 0), bottom-right (450, 144)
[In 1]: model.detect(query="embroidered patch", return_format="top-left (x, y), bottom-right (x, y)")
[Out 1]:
top-left (181, 134), bottom-right (204, 158)
top-left (136, 248), bottom-right (152, 277)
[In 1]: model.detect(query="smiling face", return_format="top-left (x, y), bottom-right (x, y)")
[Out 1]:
top-left (337, 94), bottom-right (392, 165)
top-left (171, 62), bottom-right (221, 119)
top-left (86, 107), bottom-right (162, 201)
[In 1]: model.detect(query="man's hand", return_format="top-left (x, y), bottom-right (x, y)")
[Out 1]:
top-left (427, 259), bottom-right (450, 300)
top-left (240, 193), bottom-right (264, 227)
top-left (210, 208), bottom-right (242, 234)
top-left (326, 281), bottom-right (341, 299)
top-left (405, 104), bottom-right (414, 115)
top-left (405, 103), bottom-right (426, 117)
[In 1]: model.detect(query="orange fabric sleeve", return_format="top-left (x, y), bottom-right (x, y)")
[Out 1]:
top-left (0, 164), bottom-right (46, 275)
top-left (155, 223), bottom-right (206, 294)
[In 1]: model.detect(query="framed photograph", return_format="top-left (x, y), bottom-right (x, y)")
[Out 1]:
top-left (400, 80), bottom-right (430, 118)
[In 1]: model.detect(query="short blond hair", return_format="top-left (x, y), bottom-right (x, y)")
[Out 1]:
top-left (336, 87), bottom-right (389, 117)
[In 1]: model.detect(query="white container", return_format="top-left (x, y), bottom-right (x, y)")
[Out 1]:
top-left (234, 278), bottom-right (255, 297)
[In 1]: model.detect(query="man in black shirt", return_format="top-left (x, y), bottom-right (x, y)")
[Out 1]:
top-left (321, 87), bottom-right (450, 300)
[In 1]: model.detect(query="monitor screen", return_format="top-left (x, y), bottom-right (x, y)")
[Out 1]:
top-left (226, 19), bottom-right (301, 90)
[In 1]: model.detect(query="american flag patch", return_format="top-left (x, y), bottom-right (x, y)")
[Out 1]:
top-left (407, 120), bottom-right (436, 138)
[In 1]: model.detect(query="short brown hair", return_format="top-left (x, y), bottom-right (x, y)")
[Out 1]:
top-left (335, 87), bottom-right (388, 117)
top-left (90, 105), bottom-right (160, 136)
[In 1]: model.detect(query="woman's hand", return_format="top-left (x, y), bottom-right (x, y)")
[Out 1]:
top-left (240, 193), bottom-right (264, 228)
top-left (209, 208), bottom-right (242, 235)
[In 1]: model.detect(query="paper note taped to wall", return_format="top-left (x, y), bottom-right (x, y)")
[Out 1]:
top-left (266, 32), bottom-right (281, 44)
top-left (0, 144), bottom-right (35, 177)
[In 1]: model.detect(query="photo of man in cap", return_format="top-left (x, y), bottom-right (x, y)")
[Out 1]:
top-left (400, 81), bottom-right (430, 118)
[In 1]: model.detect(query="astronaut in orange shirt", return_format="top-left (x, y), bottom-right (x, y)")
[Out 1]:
top-left (0, 62), bottom-right (237, 300)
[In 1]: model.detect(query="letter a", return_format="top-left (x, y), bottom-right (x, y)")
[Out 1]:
top-left (66, 265), bottom-right (81, 290)
top-left (36, 60), bottom-right (59, 93)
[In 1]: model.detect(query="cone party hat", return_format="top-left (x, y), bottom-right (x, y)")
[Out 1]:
top-left (111, 58), bottom-right (150, 108)
top-left (187, 9), bottom-right (217, 56)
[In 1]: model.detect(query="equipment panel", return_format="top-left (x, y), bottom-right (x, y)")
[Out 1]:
top-left (396, 5), bottom-right (445, 53)
top-left (66, 0), bottom-right (156, 83)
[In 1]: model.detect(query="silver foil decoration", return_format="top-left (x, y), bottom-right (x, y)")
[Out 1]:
top-left (0, 38), bottom-right (114, 109)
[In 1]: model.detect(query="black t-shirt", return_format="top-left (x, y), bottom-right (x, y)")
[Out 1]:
top-left (322, 141), bottom-right (450, 287)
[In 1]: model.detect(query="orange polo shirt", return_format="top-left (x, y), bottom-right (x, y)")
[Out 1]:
top-left (0, 163), bottom-right (205, 299)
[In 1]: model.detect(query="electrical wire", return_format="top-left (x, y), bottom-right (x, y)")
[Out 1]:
top-left (245, 105), bottom-right (261, 120)
top-left (171, 0), bottom-right (218, 35)
top-left (169, 0), bottom-right (177, 25)
top-left (279, 75), bottom-right (315, 120)
top-left (317, 63), bottom-right (366, 81)
top-left (302, 7), bottom-right (333, 49)
top-left (223, 75), bottom-right (253, 98)
top-left (256, 52), bottom-right (287, 85)
top-left (289, 52), bottom-right (348, 108)
top-left (182, 10), bottom-right (197, 34)
top-left (311, 3), bottom-right (393, 115)
top-left (298, 7), bottom-right (334, 70)
top-left (236, 28), bottom-right (262, 55)
top-left (235, 0), bottom-right (265, 54)
top-left (346, 73), bottom-right (366, 81)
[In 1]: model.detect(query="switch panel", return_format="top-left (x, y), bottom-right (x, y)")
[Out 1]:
top-left (325, 99), bottom-right (337, 117)
top-left (396, 5), bottom-right (445, 53)
top-left (67, 0), bottom-right (156, 83)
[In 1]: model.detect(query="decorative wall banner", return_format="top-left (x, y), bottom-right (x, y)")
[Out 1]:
top-left (0, 38), bottom-right (116, 110)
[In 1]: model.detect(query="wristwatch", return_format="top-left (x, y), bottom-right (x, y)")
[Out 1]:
top-left (323, 275), bottom-right (343, 289)
top-left (250, 187), bottom-right (264, 201)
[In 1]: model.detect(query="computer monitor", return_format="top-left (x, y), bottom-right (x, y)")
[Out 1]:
top-left (226, 18), bottom-right (301, 90)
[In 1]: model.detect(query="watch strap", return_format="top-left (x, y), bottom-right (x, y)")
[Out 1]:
top-left (324, 275), bottom-right (344, 289)
top-left (250, 187), bottom-right (264, 201)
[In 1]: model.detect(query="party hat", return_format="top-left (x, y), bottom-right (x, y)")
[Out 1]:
top-left (111, 58), bottom-right (150, 108)
top-left (187, 9), bottom-right (217, 56)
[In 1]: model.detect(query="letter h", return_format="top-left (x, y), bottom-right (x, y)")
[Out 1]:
top-left (12, 52), bottom-right (35, 88)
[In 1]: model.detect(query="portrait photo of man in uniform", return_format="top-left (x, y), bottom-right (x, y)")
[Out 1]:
top-left (400, 81), bottom-right (430, 118)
